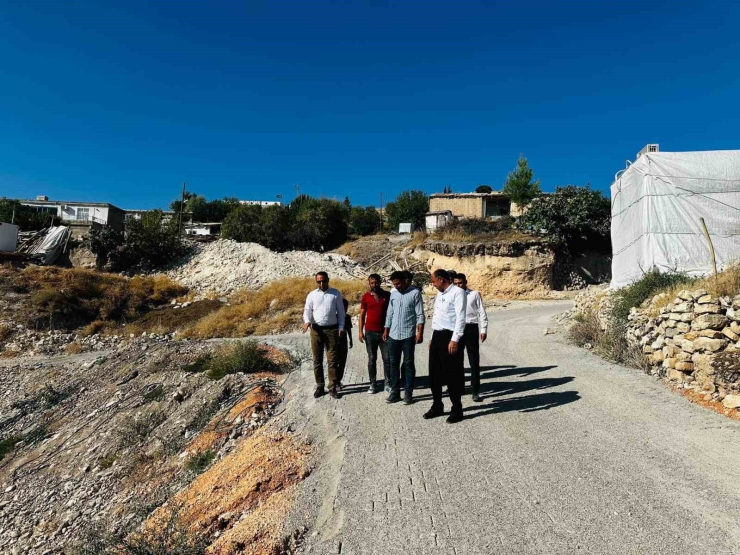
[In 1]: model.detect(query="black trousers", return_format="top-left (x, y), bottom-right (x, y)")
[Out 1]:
top-left (462, 323), bottom-right (481, 394)
top-left (429, 329), bottom-right (465, 413)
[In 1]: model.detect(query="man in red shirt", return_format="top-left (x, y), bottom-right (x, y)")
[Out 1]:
top-left (359, 273), bottom-right (391, 394)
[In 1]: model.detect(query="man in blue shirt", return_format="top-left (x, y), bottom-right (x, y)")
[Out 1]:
top-left (383, 271), bottom-right (425, 404)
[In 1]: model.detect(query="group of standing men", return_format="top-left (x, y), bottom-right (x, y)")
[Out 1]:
top-left (302, 269), bottom-right (488, 423)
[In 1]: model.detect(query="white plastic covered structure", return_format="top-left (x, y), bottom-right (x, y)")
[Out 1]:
top-left (610, 150), bottom-right (740, 289)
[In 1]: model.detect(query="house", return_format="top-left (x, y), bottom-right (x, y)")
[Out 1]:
top-left (20, 196), bottom-right (125, 233)
top-left (429, 192), bottom-right (512, 220)
top-left (239, 200), bottom-right (283, 207)
top-left (610, 146), bottom-right (740, 288)
top-left (425, 211), bottom-right (454, 232)
top-left (124, 209), bottom-right (178, 222)
top-left (184, 222), bottom-right (222, 236)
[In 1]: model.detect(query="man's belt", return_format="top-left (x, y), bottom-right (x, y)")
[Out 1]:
top-left (312, 324), bottom-right (339, 330)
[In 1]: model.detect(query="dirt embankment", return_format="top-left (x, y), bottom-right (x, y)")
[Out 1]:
top-left (0, 338), bottom-right (312, 554)
top-left (421, 239), bottom-right (557, 298)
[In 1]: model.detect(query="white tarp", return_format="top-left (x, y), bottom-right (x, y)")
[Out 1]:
top-left (29, 226), bottom-right (71, 265)
top-left (610, 150), bottom-right (740, 289)
top-left (0, 222), bottom-right (19, 252)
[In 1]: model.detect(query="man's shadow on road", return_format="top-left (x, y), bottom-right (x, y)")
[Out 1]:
top-left (412, 364), bottom-right (580, 416)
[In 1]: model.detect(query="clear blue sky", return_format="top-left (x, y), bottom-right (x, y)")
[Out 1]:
top-left (1, 0), bottom-right (739, 209)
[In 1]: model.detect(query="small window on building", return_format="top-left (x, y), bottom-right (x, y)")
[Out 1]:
top-left (76, 207), bottom-right (90, 221)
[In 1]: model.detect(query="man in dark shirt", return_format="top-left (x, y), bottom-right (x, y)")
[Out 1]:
top-left (359, 273), bottom-right (391, 394)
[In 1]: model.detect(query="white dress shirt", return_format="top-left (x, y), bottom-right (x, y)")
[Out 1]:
top-left (303, 287), bottom-right (345, 330)
top-left (432, 283), bottom-right (467, 342)
top-left (464, 289), bottom-right (488, 334)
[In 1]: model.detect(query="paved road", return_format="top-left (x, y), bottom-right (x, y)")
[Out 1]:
top-left (292, 301), bottom-right (740, 555)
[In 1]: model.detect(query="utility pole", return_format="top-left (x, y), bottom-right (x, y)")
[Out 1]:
top-left (11, 209), bottom-right (15, 224)
top-left (379, 193), bottom-right (383, 232)
top-left (294, 184), bottom-right (300, 199)
top-left (178, 182), bottom-right (186, 234)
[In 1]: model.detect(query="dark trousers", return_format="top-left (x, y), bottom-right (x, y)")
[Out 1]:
top-left (337, 334), bottom-right (349, 384)
top-left (429, 329), bottom-right (465, 413)
top-left (462, 323), bottom-right (481, 394)
top-left (388, 336), bottom-right (416, 395)
top-left (364, 331), bottom-right (390, 386)
top-left (310, 326), bottom-right (340, 388)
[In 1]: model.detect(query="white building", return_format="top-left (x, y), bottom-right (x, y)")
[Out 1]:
top-left (239, 200), bottom-right (283, 207)
top-left (610, 146), bottom-right (740, 288)
top-left (20, 196), bottom-right (125, 231)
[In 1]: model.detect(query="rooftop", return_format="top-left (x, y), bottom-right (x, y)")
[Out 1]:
top-left (429, 192), bottom-right (508, 198)
top-left (20, 198), bottom-right (123, 209)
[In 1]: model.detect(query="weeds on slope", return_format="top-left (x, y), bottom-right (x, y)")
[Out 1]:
top-left (180, 277), bottom-right (366, 338)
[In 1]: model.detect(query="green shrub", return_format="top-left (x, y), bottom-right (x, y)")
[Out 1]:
top-left (612, 269), bottom-right (694, 327)
top-left (384, 190), bottom-right (429, 232)
top-left (118, 410), bottom-right (167, 448)
top-left (520, 184), bottom-right (610, 252)
top-left (205, 340), bottom-right (275, 380)
top-left (0, 436), bottom-right (21, 461)
top-left (186, 449), bottom-right (216, 475)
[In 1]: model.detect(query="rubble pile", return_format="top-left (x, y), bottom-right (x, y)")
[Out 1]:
top-left (627, 290), bottom-right (740, 400)
top-left (1, 326), bottom-right (175, 358)
top-left (164, 240), bottom-right (364, 297)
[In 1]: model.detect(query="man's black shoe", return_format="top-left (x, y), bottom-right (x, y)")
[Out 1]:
top-left (328, 388), bottom-right (341, 399)
top-left (423, 406), bottom-right (444, 419)
top-left (472, 394), bottom-right (483, 402)
top-left (386, 391), bottom-right (401, 404)
top-left (313, 387), bottom-right (326, 398)
top-left (446, 411), bottom-right (464, 424)
top-left (402, 393), bottom-right (414, 405)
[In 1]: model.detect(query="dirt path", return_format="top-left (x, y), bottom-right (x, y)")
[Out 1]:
top-left (278, 300), bottom-right (740, 555)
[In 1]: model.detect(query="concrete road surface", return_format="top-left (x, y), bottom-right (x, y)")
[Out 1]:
top-left (293, 301), bottom-right (740, 555)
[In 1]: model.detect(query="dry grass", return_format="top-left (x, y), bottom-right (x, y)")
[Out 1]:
top-left (430, 227), bottom-right (531, 244)
top-left (646, 264), bottom-right (740, 315)
top-left (407, 231), bottom-right (429, 249)
top-left (14, 267), bottom-right (188, 330)
top-left (181, 277), bottom-right (366, 338)
top-left (65, 342), bottom-right (84, 355)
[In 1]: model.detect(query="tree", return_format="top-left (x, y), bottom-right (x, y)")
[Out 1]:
top-left (475, 184), bottom-right (493, 194)
top-left (503, 154), bottom-right (541, 206)
top-left (170, 192), bottom-right (239, 223)
top-left (221, 204), bottom-right (264, 244)
top-left (520, 184), bottom-right (611, 252)
top-left (0, 198), bottom-right (60, 231)
top-left (384, 190), bottom-right (429, 231)
top-left (259, 204), bottom-right (293, 251)
top-left (292, 198), bottom-right (348, 251)
top-left (349, 206), bottom-right (379, 236)
top-left (91, 210), bottom-right (184, 270)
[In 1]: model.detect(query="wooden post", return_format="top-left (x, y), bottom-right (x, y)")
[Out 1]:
top-left (699, 217), bottom-right (718, 277)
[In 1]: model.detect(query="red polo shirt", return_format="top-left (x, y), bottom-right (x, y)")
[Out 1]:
top-left (360, 290), bottom-right (391, 332)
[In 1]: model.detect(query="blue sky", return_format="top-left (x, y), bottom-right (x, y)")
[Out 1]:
top-left (1, 0), bottom-right (739, 209)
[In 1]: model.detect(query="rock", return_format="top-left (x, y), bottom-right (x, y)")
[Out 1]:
top-left (731, 321), bottom-right (740, 335)
top-left (723, 328), bottom-right (740, 342)
top-left (675, 361), bottom-right (694, 372)
top-left (677, 339), bottom-right (695, 353)
top-left (692, 314), bottom-right (729, 331)
top-left (698, 330), bottom-right (724, 339)
top-left (695, 303), bottom-right (721, 315)
top-left (696, 295), bottom-right (715, 304)
top-left (543, 328), bottom-right (555, 336)
top-left (668, 369), bottom-right (692, 383)
top-left (662, 358), bottom-right (677, 369)
top-left (692, 337), bottom-right (728, 352)
top-left (677, 290), bottom-right (695, 301)
top-left (722, 394), bottom-right (740, 409)
top-left (673, 302), bottom-right (692, 312)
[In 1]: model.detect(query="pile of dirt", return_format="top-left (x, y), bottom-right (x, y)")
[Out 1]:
top-left (164, 240), bottom-right (364, 297)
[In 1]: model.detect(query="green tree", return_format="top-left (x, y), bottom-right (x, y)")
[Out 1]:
top-left (221, 204), bottom-right (264, 244)
top-left (384, 190), bottom-right (429, 231)
top-left (503, 154), bottom-right (541, 206)
top-left (0, 198), bottom-right (60, 231)
top-left (475, 184), bottom-right (493, 194)
top-left (349, 206), bottom-right (379, 236)
top-left (520, 184), bottom-right (611, 252)
top-left (293, 198), bottom-right (348, 251)
top-left (91, 211), bottom-right (184, 270)
top-left (259, 204), bottom-right (293, 251)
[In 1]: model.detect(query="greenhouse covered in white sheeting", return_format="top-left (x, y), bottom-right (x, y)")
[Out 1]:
top-left (610, 149), bottom-right (740, 289)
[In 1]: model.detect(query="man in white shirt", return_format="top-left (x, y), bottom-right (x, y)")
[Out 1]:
top-left (452, 273), bottom-right (488, 402)
top-left (302, 271), bottom-right (345, 399)
top-left (424, 269), bottom-right (467, 424)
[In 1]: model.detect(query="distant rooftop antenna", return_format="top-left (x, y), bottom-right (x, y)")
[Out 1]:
top-left (636, 144), bottom-right (659, 159)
